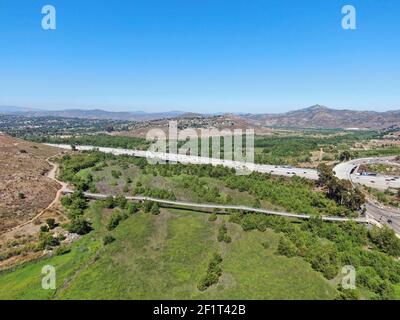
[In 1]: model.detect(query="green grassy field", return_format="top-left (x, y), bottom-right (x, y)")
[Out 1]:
top-left (0, 203), bottom-right (336, 300)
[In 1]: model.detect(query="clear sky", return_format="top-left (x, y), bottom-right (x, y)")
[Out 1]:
top-left (0, 0), bottom-right (399, 113)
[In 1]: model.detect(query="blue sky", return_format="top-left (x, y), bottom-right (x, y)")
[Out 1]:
top-left (0, 0), bottom-right (399, 113)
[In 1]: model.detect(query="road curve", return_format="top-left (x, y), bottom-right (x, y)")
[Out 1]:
top-left (334, 157), bottom-right (400, 234)
top-left (334, 156), bottom-right (400, 190)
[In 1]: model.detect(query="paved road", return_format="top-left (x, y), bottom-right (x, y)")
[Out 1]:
top-left (366, 202), bottom-right (400, 234)
top-left (63, 190), bottom-right (367, 224)
top-left (334, 156), bottom-right (400, 190)
top-left (48, 144), bottom-right (400, 189)
top-left (46, 144), bottom-right (320, 179)
top-left (334, 158), bottom-right (400, 234)
top-left (48, 144), bottom-right (400, 233)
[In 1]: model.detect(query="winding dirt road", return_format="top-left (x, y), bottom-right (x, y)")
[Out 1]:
top-left (4, 156), bottom-right (69, 234)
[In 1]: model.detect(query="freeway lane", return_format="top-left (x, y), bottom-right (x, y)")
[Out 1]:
top-left (366, 202), bottom-right (400, 234)
top-left (334, 157), bottom-right (400, 190)
top-left (48, 144), bottom-right (400, 190)
top-left (334, 158), bottom-right (400, 235)
top-left (46, 144), bottom-right (320, 179)
top-left (48, 144), bottom-right (400, 189)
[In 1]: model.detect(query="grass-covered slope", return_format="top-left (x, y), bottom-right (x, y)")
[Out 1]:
top-left (0, 204), bottom-right (336, 300)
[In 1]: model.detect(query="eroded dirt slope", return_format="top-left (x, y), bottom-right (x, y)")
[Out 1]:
top-left (0, 133), bottom-right (61, 232)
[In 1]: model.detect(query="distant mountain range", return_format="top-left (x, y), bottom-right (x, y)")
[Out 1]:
top-left (0, 106), bottom-right (186, 121)
top-left (243, 105), bottom-right (400, 129)
top-left (1, 104), bottom-right (400, 129)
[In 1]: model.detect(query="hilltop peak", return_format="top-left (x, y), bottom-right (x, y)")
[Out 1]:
top-left (305, 105), bottom-right (329, 111)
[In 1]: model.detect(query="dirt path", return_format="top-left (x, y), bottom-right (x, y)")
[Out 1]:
top-left (4, 155), bottom-right (70, 234)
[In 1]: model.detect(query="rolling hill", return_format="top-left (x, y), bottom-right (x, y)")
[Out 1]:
top-left (244, 105), bottom-right (400, 129)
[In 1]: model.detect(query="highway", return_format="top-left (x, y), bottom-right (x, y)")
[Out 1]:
top-left (334, 158), bottom-right (400, 234)
top-left (63, 190), bottom-right (367, 224)
top-left (48, 144), bottom-right (400, 189)
top-left (334, 157), bottom-right (400, 190)
top-left (46, 143), bottom-right (320, 179)
top-left (48, 143), bottom-right (400, 233)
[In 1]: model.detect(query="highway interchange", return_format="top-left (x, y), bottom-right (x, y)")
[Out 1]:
top-left (48, 144), bottom-right (400, 234)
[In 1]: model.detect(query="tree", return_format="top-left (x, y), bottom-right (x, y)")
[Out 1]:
top-left (38, 232), bottom-right (60, 250)
top-left (40, 225), bottom-right (50, 233)
top-left (143, 200), bottom-right (153, 213)
top-left (336, 287), bottom-right (360, 300)
top-left (103, 196), bottom-right (115, 209)
top-left (368, 226), bottom-right (400, 257)
top-left (67, 217), bottom-right (92, 235)
top-left (197, 253), bottom-right (223, 291)
top-left (61, 195), bottom-right (72, 207)
top-left (317, 163), bottom-right (365, 213)
top-left (107, 210), bottom-right (125, 230)
top-left (339, 151), bottom-right (352, 162)
top-left (150, 203), bottom-right (160, 215)
top-left (317, 163), bottom-right (335, 187)
top-left (115, 195), bottom-right (127, 209)
top-left (127, 202), bottom-right (139, 215)
top-left (46, 218), bottom-right (57, 230)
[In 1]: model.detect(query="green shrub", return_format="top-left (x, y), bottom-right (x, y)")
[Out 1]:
top-left (40, 225), bottom-right (50, 233)
top-left (368, 226), bottom-right (400, 257)
top-left (198, 253), bottom-right (223, 291)
top-left (46, 218), bottom-right (57, 230)
top-left (150, 203), bottom-right (160, 215)
top-left (67, 217), bottom-right (92, 235)
top-left (37, 233), bottom-right (60, 250)
top-left (107, 210), bottom-right (125, 230)
top-left (217, 223), bottom-right (231, 243)
top-left (55, 245), bottom-right (71, 256)
top-left (103, 235), bottom-right (116, 245)
top-left (276, 236), bottom-right (297, 258)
